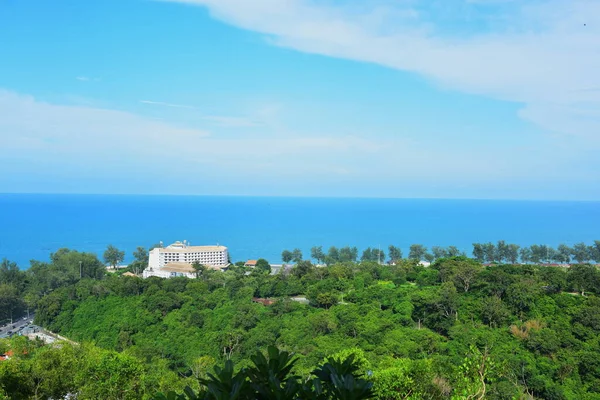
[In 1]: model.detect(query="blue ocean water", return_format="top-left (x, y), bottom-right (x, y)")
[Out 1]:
top-left (0, 194), bottom-right (598, 269)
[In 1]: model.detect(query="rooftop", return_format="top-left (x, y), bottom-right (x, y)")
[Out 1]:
top-left (158, 242), bottom-right (227, 253)
top-left (162, 262), bottom-right (196, 273)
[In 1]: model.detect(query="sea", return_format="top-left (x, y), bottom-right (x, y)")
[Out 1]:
top-left (0, 194), bottom-right (598, 269)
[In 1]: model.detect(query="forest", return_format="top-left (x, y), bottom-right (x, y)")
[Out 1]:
top-left (1, 240), bottom-right (600, 399)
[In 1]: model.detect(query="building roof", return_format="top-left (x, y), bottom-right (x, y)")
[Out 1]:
top-left (159, 244), bottom-right (227, 253)
top-left (245, 260), bottom-right (258, 266)
top-left (252, 297), bottom-right (275, 306)
top-left (162, 262), bottom-right (196, 273)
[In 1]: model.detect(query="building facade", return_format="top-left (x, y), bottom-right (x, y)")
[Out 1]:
top-left (143, 241), bottom-right (229, 279)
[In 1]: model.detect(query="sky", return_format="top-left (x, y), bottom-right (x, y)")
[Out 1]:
top-left (1, 0), bottom-right (599, 200)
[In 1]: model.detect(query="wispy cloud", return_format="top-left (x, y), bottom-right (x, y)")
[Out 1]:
top-left (160, 0), bottom-right (600, 142)
top-left (202, 115), bottom-right (263, 128)
top-left (2, 88), bottom-right (596, 198)
top-left (140, 100), bottom-right (198, 109)
top-left (140, 100), bottom-right (266, 127)
top-left (76, 76), bottom-right (101, 82)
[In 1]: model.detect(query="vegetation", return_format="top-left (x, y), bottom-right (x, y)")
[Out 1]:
top-left (104, 244), bottom-right (125, 268)
top-left (154, 346), bottom-right (374, 400)
top-left (283, 241), bottom-right (600, 265)
top-left (2, 240), bottom-right (600, 399)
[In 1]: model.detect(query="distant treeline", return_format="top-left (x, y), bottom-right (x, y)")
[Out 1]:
top-left (282, 240), bottom-right (600, 265)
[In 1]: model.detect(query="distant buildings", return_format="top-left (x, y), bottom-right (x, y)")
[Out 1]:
top-left (143, 241), bottom-right (229, 279)
top-left (106, 264), bottom-right (128, 270)
top-left (270, 264), bottom-right (291, 275)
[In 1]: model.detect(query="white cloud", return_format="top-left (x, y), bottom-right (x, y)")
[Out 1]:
top-left (0, 90), bottom-right (210, 165)
top-left (0, 89), bottom-right (596, 197)
top-left (160, 0), bottom-right (600, 142)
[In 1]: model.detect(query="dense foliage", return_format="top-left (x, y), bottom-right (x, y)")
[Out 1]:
top-left (154, 346), bottom-right (374, 400)
top-left (2, 241), bottom-right (600, 399)
top-left (0, 335), bottom-right (176, 399)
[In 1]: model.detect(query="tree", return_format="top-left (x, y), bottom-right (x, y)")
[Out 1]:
top-left (388, 245), bottom-right (403, 263)
top-left (454, 346), bottom-right (495, 399)
top-left (291, 248), bottom-right (303, 263)
top-left (409, 244), bottom-right (427, 261)
top-left (361, 248), bottom-right (373, 262)
top-left (339, 246), bottom-right (358, 263)
top-left (557, 244), bottom-right (572, 264)
top-left (568, 264), bottom-right (598, 295)
top-left (592, 240), bottom-right (600, 263)
top-left (472, 243), bottom-right (485, 263)
top-left (453, 259), bottom-right (483, 292)
top-left (571, 242), bottom-right (592, 264)
top-left (506, 279), bottom-right (541, 315)
top-left (482, 242), bottom-right (496, 263)
top-left (0, 259), bottom-right (25, 290)
top-left (372, 248), bottom-right (385, 264)
top-left (255, 259), bottom-right (271, 274)
top-left (506, 244), bottom-right (520, 264)
top-left (496, 240), bottom-right (508, 263)
top-left (133, 246), bottom-right (149, 265)
top-left (311, 246), bottom-right (325, 264)
top-left (129, 247), bottom-right (149, 275)
top-left (0, 284), bottom-right (25, 322)
top-left (431, 246), bottom-right (447, 260)
top-left (281, 250), bottom-right (293, 264)
top-left (47, 248), bottom-right (106, 282)
top-left (447, 246), bottom-right (463, 257)
top-left (103, 245), bottom-right (125, 269)
top-left (435, 281), bottom-right (459, 321)
top-left (192, 262), bottom-right (207, 279)
top-left (530, 244), bottom-right (549, 264)
top-left (77, 351), bottom-right (145, 399)
top-left (547, 247), bottom-right (558, 264)
top-left (481, 296), bottom-right (510, 327)
top-left (520, 247), bottom-right (532, 263)
top-left (33, 346), bottom-right (79, 399)
top-left (480, 266), bottom-right (515, 298)
top-left (291, 260), bottom-right (314, 278)
top-left (326, 246), bottom-right (340, 264)
top-left (541, 267), bottom-right (567, 294)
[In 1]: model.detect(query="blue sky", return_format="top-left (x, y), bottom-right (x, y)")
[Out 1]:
top-left (1, 0), bottom-right (599, 199)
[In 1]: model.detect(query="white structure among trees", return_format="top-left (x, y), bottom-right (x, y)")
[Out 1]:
top-left (143, 241), bottom-right (228, 278)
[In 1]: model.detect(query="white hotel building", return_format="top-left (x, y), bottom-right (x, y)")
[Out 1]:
top-left (143, 241), bottom-right (229, 279)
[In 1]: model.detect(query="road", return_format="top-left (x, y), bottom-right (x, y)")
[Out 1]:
top-left (0, 314), bottom-right (35, 338)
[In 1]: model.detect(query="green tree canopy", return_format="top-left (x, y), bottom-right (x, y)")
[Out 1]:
top-left (103, 245), bottom-right (125, 268)
top-left (255, 259), bottom-right (271, 274)
top-left (281, 250), bottom-right (293, 264)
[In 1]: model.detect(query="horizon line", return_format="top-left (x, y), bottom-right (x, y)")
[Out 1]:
top-left (1, 192), bottom-right (599, 203)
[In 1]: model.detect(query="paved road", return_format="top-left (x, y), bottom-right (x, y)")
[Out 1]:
top-left (0, 314), bottom-right (35, 338)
